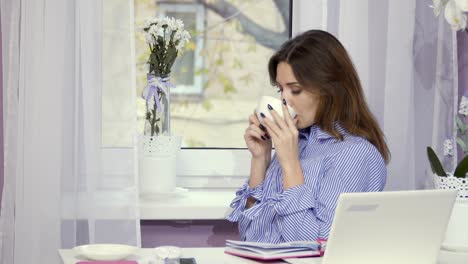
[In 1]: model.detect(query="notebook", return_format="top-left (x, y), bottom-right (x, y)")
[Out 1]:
top-left (224, 239), bottom-right (326, 260)
top-left (285, 189), bottom-right (457, 264)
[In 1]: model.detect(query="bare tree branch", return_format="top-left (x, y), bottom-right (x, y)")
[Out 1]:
top-left (196, 0), bottom-right (288, 50)
top-left (273, 0), bottom-right (290, 31)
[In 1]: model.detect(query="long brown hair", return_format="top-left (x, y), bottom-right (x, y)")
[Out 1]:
top-left (268, 30), bottom-right (390, 163)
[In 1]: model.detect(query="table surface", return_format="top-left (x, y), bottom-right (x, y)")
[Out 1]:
top-left (59, 247), bottom-right (315, 264)
top-left (59, 247), bottom-right (468, 264)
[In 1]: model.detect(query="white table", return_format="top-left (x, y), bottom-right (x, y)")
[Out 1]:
top-left (59, 247), bottom-right (468, 264)
top-left (58, 247), bottom-right (306, 264)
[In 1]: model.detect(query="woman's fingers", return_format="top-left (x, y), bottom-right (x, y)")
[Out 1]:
top-left (245, 127), bottom-right (268, 141)
top-left (250, 113), bottom-right (271, 137)
top-left (262, 116), bottom-right (281, 140)
top-left (282, 100), bottom-right (296, 129)
top-left (249, 123), bottom-right (266, 137)
top-left (249, 112), bottom-right (262, 125)
top-left (266, 105), bottom-right (288, 130)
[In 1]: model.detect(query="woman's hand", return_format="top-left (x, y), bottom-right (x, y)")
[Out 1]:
top-left (245, 112), bottom-right (272, 190)
top-left (261, 100), bottom-right (304, 189)
top-left (244, 112), bottom-right (272, 159)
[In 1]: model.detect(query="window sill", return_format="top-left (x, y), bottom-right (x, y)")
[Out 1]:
top-left (140, 189), bottom-right (236, 220)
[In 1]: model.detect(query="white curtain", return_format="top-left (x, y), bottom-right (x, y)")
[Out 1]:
top-left (1, 0), bottom-right (140, 263)
top-left (295, 0), bottom-right (458, 190)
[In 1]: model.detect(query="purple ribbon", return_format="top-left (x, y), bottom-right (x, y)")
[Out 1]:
top-left (141, 75), bottom-right (174, 111)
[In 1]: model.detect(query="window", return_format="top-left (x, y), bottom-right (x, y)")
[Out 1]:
top-left (134, 0), bottom-right (292, 148)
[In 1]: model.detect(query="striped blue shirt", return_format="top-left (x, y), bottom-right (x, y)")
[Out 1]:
top-left (226, 124), bottom-right (387, 243)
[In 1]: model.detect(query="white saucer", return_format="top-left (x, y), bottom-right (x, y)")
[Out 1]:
top-left (140, 187), bottom-right (188, 199)
top-left (73, 244), bottom-right (137, 261)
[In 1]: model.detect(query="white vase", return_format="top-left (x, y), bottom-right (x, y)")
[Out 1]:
top-left (434, 175), bottom-right (468, 252)
top-left (139, 135), bottom-right (182, 197)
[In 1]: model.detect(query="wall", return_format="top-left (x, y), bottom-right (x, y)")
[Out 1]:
top-left (141, 220), bottom-right (239, 247)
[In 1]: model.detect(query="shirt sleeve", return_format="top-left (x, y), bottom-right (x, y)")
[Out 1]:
top-left (226, 180), bottom-right (264, 222)
top-left (274, 141), bottom-right (387, 241)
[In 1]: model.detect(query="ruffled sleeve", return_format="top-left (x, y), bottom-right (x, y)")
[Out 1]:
top-left (226, 180), bottom-right (264, 222)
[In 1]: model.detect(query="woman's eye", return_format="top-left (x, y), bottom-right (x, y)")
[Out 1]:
top-left (292, 90), bottom-right (302, 95)
top-left (276, 89), bottom-right (282, 93)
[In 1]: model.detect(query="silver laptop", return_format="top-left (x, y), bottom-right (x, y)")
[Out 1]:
top-left (286, 189), bottom-right (457, 264)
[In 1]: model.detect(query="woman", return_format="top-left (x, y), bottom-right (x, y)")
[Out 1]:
top-left (226, 30), bottom-right (390, 243)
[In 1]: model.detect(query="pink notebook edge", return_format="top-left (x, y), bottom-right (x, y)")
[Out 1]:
top-left (224, 248), bottom-right (321, 260)
top-left (75, 261), bottom-right (138, 264)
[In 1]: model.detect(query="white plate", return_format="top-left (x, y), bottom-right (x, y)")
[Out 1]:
top-left (140, 187), bottom-right (188, 200)
top-left (73, 244), bottom-right (138, 261)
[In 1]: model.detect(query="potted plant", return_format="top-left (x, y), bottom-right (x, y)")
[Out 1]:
top-left (138, 16), bottom-right (190, 197)
top-left (427, 97), bottom-right (468, 253)
top-left (427, 1), bottom-right (468, 254)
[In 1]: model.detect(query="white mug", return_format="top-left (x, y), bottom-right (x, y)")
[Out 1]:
top-left (255, 95), bottom-right (296, 125)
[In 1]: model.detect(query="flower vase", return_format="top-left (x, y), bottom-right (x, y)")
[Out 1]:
top-left (139, 135), bottom-right (182, 197)
top-left (434, 174), bottom-right (468, 252)
top-left (139, 74), bottom-right (181, 197)
top-left (143, 74), bottom-right (172, 136)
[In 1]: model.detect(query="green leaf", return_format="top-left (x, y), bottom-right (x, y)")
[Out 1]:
top-left (215, 58), bottom-right (224, 66)
top-left (426, 146), bottom-right (447, 176)
top-left (456, 137), bottom-right (468, 152)
top-left (454, 155), bottom-right (468, 178)
top-left (232, 58), bottom-right (243, 69)
top-left (201, 100), bottom-right (213, 111)
top-left (456, 116), bottom-right (466, 133)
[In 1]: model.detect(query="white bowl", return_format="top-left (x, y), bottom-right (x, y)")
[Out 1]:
top-left (255, 96), bottom-right (296, 125)
top-left (154, 246), bottom-right (182, 260)
top-left (73, 244), bottom-right (138, 261)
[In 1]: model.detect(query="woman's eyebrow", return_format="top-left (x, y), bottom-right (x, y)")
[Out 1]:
top-left (276, 81), bottom-right (300, 86)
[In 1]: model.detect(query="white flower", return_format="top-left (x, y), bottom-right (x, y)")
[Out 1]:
top-left (175, 19), bottom-right (185, 31)
top-left (149, 24), bottom-right (165, 39)
top-left (459, 96), bottom-right (468, 116)
top-left (145, 33), bottom-right (155, 45)
top-left (143, 17), bottom-right (153, 29)
top-left (445, 0), bottom-right (468, 31)
top-left (444, 139), bottom-right (454, 156)
top-left (431, 0), bottom-right (448, 16)
top-left (174, 30), bottom-right (191, 51)
top-left (167, 17), bottom-right (178, 31)
top-left (455, 0), bottom-right (468, 11)
top-left (159, 16), bottom-right (170, 28)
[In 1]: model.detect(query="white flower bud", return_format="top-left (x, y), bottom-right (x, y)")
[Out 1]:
top-left (445, 0), bottom-right (468, 31)
top-left (443, 139), bottom-right (454, 156)
top-left (459, 96), bottom-right (468, 116)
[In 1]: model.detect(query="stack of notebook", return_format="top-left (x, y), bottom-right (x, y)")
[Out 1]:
top-left (224, 239), bottom-right (326, 260)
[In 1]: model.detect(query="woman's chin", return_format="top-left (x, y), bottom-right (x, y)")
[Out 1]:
top-left (296, 118), bottom-right (314, 129)
top-left (294, 117), bottom-right (302, 129)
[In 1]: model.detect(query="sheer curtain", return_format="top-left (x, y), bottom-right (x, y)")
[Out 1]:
top-left (1, 0), bottom-right (140, 263)
top-left (294, 0), bottom-right (458, 190)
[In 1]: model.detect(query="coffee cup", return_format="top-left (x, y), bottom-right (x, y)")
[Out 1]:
top-left (255, 96), bottom-right (296, 125)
